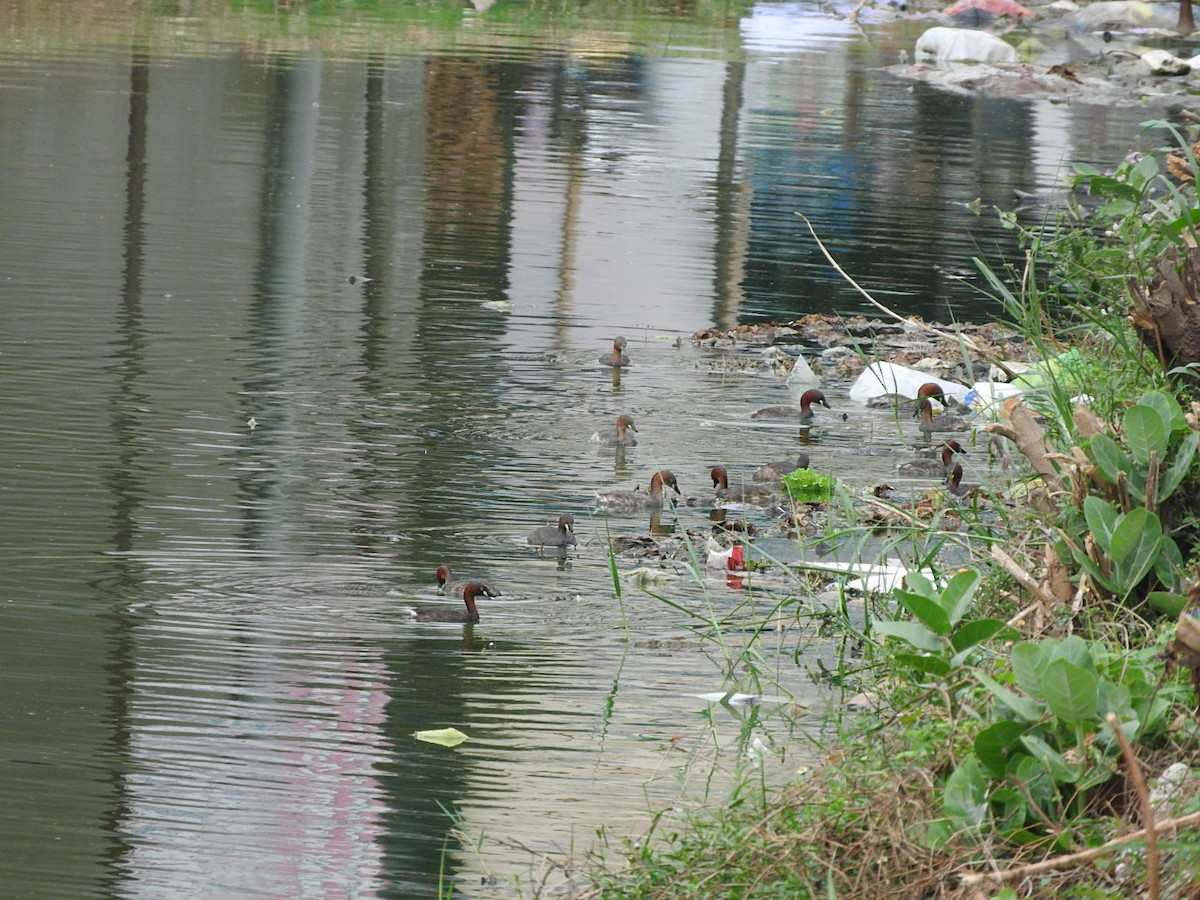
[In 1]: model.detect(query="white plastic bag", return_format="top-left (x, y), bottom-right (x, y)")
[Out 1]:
top-left (849, 361), bottom-right (968, 404)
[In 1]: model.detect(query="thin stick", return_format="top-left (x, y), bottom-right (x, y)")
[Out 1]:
top-left (957, 810), bottom-right (1200, 888)
top-left (796, 212), bottom-right (1018, 379)
top-left (1106, 712), bottom-right (1161, 900)
top-left (991, 545), bottom-right (1060, 611)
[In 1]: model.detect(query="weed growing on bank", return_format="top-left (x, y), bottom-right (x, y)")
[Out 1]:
top-left (585, 124), bottom-right (1200, 899)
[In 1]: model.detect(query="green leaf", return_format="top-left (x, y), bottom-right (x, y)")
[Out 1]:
top-left (1087, 176), bottom-right (1141, 201)
top-left (975, 720), bottom-right (1028, 776)
top-left (1125, 404), bottom-right (1169, 466)
top-left (1137, 389), bottom-right (1187, 434)
top-left (1083, 496), bottom-right (1119, 553)
top-left (950, 618), bottom-right (1015, 654)
top-left (1019, 734), bottom-right (1080, 784)
top-left (892, 653), bottom-right (952, 677)
top-left (940, 568), bottom-right (982, 628)
top-left (1111, 510), bottom-right (1162, 600)
top-left (902, 571), bottom-right (938, 600)
top-left (1154, 534), bottom-right (1184, 591)
top-left (1050, 635), bottom-right (1094, 671)
top-left (413, 727), bottom-right (468, 747)
top-left (943, 757), bottom-right (987, 831)
top-left (1159, 431), bottom-right (1198, 503)
top-left (895, 589), bottom-right (951, 635)
top-left (1011, 642), bottom-right (1050, 697)
top-left (974, 670), bottom-right (1045, 722)
top-left (1087, 432), bottom-right (1129, 485)
top-left (1070, 546), bottom-right (1119, 594)
top-left (873, 620), bottom-right (944, 653)
top-left (1042, 659), bottom-right (1099, 724)
top-left (1147, 590), bottom-right (1188, 617)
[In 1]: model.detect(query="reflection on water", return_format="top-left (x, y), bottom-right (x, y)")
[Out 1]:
top-left (0, 3), bottom-right (1172, 896)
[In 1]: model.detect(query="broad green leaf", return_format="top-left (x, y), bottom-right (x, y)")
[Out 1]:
top-left (895, 589), bottom-right (951, 635)
top-left (1111, 516), bottom-right (1161, 600)
top-left (940, 568), bottom-right (982, 628)
top-left (1109, 507), bottom-right (1161, 564)
top-left (950, 618), bottom-right (1015, 654)
top-left (873, 620), bottom-right (944, 653)
top-left (1070, 545), bottom-right (1119, 594)
top-left (975, 720), bottom-right (1028, 776)
top-left (902, 571), bottom-right (937, 600)
top-left (1159, 431), bottom-right (1198, 503)
top-left (1137, 389), bottom-right (1187, 434)
top-left (1098, 682), bottom-right (1136, 730)
top-left (1147, 591), bottom-right (1187, 617)
top-left (1011, 642), bottom-right (1050, 697)
top-left (1012, 754), bottom-right (1057, 813)
top-left (974, 670), bottom-right (1045, 722)
top-left (892, 653), bottom-right (952, 678)
top-left (1042, 659), bottom-right (1099, 724)
top-left (1154, 534), bottom-right (1184, 591)
top-left (1083, 496), bottom-right (1119, 553)
top-left (1050, 635), bottom-right (1094, 671)
top-left (943, 757), bottom-right (987, 830)
top-left (991, 787), bottom-right (1029, 834)
top-left (1087, 176), bottom-right (1141, 201)
top-left (1138, 388), bottom-right (1184, 429)
top-left (413, 727), bottom-right (468, 747)
top-left (1085, 433), bottom-right (1128, 485)
top-left (1124, 404), bottom-right (1169, 466)
top-left (1166, 207), bottom-right (1200, 238)
top-left (1019, 734), bottom-right (1080, 784)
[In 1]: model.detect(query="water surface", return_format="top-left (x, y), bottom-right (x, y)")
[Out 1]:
top-left (0, 2), bottom-right (1167, 896)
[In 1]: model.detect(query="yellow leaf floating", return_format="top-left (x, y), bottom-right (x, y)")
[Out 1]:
top-left (413, 727), bottom-right (468, 748)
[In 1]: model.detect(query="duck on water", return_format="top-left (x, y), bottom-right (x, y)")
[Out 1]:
top-left (751, 388), bottom-right (831, 423)
top-left (413, 582), bottom-right (497, 623)
top-left (596, 470), bottom-right (681, 512)
top-left (527, 513), bottom-right (577, 548)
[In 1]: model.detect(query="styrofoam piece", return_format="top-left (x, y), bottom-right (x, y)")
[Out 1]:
top-left (849, 361), bottom-right (969, 404)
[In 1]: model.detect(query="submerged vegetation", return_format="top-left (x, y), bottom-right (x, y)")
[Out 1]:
top-left (583, 125), bottom-right (1200, 898)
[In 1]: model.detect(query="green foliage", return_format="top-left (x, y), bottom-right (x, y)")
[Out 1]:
top-left (874, 569), bottom-right (1017, 679)
top-left (930, 634), bottom-right (1190, 847)
top-left (781, 468), bottom-right (837, 502)
top-left (1055, 389), bottom-right (1196, 613)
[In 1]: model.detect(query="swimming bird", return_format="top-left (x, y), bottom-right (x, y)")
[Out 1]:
top-left (596, 470), bottom-right (681, 512)
top-left (753, 452), bottom-right (812, 483)
top-left (915, 397), bottom-right (968, 433)
top-left (945, 463), bottom-right (981, 499)
top-left (710, 466), bottom-right (782, 506)
top-left (591, 415), bottom-right (638, 447)
top-left (867, 381), bottom-right (947, 410)
top-left (413, 582), bottom-right (496, 623)
top-left (751, 388), bottom-right (831, 422)
top-left (436, 565), bottom-right (501, 598)
top-left (527, 513), bottom-right (577, 548)
top-left (600, 336), bottom-right (631, 367)
top-left (897, 440), bottom-right (964, 476)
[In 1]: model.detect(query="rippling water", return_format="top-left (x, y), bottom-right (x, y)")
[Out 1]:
top-left (0, 1), bottom-right (1171, 895)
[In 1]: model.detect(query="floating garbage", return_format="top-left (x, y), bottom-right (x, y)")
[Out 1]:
top-left (849, 361), bottom-right (969, 404)
top-left (786, 353), bottom-right (819, 386)
top-left (792, 558), bottom-right (939, 593)
top-left (965, 381), bottom-right (1024, 413)
top-left (915, 26), bottom-right (1018, 64)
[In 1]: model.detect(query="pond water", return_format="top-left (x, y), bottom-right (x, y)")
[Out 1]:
top-left (0, 2), bottom-right (1174, 896)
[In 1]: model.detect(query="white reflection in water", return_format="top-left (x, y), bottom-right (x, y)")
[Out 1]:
top-left (121, 591), bottom-right (390, 898)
